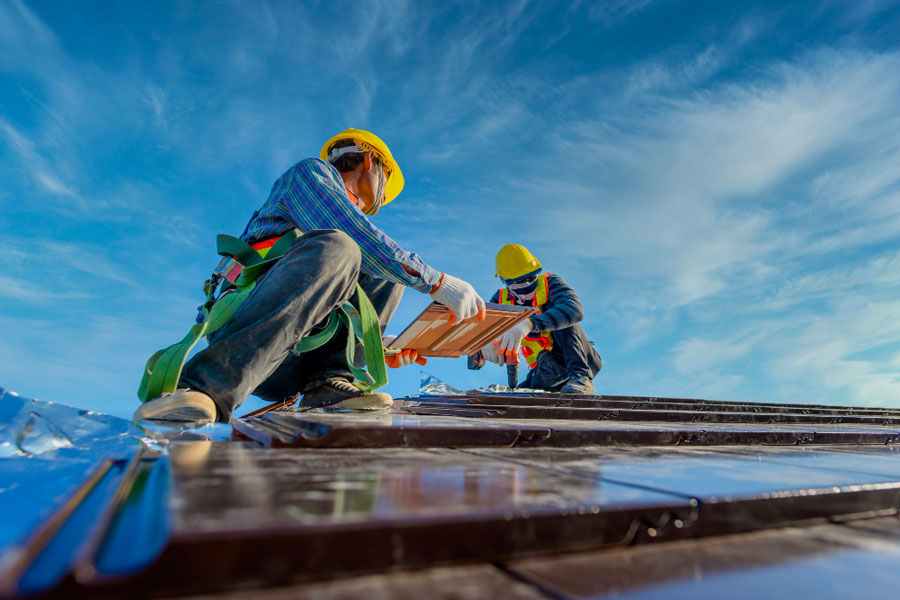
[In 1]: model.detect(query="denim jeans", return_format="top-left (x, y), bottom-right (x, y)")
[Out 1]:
top-left (180, 229), bottom-right (403, 421)
top-left (521, 323), bottom-right (602, 392)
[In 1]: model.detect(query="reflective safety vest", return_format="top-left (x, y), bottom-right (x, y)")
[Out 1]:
top-left (498, 273), bottom-right (553, 368)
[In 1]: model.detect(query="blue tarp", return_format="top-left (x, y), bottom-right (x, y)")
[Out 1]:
top-left (0, 387), bottom-right (181, 592)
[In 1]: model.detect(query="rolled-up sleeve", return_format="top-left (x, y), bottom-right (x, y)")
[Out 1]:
top-left (253, 158), bottom-right (441, 293)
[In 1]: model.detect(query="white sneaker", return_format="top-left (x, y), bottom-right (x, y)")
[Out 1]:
top-left (133, 389), bottom-right (218, 423)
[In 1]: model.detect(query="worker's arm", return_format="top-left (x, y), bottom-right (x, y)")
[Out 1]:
top-left (253, 158), bottom-right (441, 293)
top-left (528, 274), bottom-right (584, 332)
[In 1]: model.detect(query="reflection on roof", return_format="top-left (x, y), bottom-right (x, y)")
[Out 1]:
top-left (5, 385), bottom-right (900, 597)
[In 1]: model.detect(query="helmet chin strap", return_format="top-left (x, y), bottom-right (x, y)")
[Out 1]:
top-left (366, 164), bottom-right (386, 215)
top-left (511, 290), bottom-right (536, 302)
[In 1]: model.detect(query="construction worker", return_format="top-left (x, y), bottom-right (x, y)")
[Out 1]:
top-left (479, 244), bottom-right (602, 394)
top-left (135, 128), bottom-right (485, 423)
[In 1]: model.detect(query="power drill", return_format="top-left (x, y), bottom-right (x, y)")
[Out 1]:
top-left (468, 349), bottom-right (520, 388)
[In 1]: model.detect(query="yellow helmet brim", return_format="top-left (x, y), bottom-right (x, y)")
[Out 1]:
top-left (320, 128), bottom-right (405, 205)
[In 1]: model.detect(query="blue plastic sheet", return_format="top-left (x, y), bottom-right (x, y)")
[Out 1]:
top-left (0, 388), bottom-right (146, 552)
top-left (0, 387), bottom-right (143, 460)
top-left (0, 387), bottom-right (175, 592)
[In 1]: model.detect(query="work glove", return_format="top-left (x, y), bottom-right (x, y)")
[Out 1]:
top-left (430, 274), bottom-right (486, 325)
top-left (382, 335), bottom-right (427, 368)
top-left (481, 342), bottom-right (505, 366)
top-left (495, 318), bottom-right (533, 355)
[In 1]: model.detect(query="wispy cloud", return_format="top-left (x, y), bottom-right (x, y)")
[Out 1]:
top-left (0, 118), bottom-right (85, 209)
top-left (517, 48), bottom-right (900, 302)
top-left (0, 237), bottom-right (140, 304)
top-left (587, 0), bottom-right (655, 26)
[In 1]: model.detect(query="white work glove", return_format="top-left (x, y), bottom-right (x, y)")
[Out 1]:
top-left (495, 319), bottom-right (533, 355)
top-left (430, 274), bottom-right (486, 324)
top-left (481, 342), bottom-right (505, 366)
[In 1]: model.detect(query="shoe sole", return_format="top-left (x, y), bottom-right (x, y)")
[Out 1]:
top-left (133, 394), bottom-right (216, 423)
top-left (334, 394), bottom-right (393, 410)
top-left (317, 392), bottom-right (393, 411)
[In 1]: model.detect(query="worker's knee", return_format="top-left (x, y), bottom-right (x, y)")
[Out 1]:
top-left (305, 229), bottom-right (361, 270)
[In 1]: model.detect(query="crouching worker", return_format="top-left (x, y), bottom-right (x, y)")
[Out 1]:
top-left (135, 129), bottom-right (485, 423)
top-left (479, 244), bottom-right (602, 394)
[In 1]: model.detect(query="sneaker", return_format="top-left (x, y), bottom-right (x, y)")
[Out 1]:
top-left (559, 376), bottom-right (594, 395)
top-left (133, 389), bottom-right (218, 423)
top-left (301, 378), bottom-right (393, 410)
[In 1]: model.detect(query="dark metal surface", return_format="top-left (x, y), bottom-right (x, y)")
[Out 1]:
top-left (67, 443), bottom-right (690, 596)
top-left (65, 441), bottom-right (900, 596)
top-left (464, 446), bottom-right (900, 500)
top-left (504, 518), bottom-right (900, 599)
top-left (28, 392), bottom-right (900, 598)
top-left (234, 407), bottom-right (900, 448)
top-left (403, 400), bottom-right (900, 425)
top-left (416, 392), bottom-right (900, 416)
top-left (463, 445), bottom-right (900, 539)
top-left (169, 445), bottom-right (689, 533)
top-left (180, 564), bottom-right (551, 600)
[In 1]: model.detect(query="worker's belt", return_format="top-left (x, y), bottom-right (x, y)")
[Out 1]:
top-left (137, 228), bottom-right (388, 404)
top-left (213, 236), bottom-right (280, 286)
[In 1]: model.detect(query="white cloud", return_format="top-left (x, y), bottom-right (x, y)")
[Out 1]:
top-left (0, 275), bottom-right (89, 302)
top-left (516, 49), bottom-right (900, 308)
top-left (587, 0), bottom-right (654, 26)
top-left (672, 335), bottom-right (757, 374)
top-left (0, 237), bottom-right (141, 304)
top-left (0, 118), bottom-right (85, 209)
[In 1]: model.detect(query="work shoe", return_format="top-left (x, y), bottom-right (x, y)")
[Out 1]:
top-left (559, 376), bottom-right (594, 395)
top-left (300, 378), bottom-right (393, 410)
top-left (133, 389), bottom-right (218, 423)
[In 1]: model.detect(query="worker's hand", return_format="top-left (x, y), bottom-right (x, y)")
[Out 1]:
top-left (481, 342), bottom-right (505, 366)
top-left (383, 335), bottom-right (427, 368)
top-left (495, 319), bottom-right (532, 355)
top-left (386, 349), bottom-right (427, 368)
top-left (430, 274), bottom-right (486, 325)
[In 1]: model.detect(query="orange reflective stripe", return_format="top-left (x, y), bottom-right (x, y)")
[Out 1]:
top-left (251, 237), bottom-right (279, 259)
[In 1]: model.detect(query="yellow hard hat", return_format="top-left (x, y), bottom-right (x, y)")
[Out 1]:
top-left (495, 244), bottom-right (542, 280)
top-left (320, 128), bottom-right (405, 205)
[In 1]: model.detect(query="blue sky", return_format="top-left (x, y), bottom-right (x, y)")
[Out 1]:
top-left (3, 0), bottom-right (900, 419)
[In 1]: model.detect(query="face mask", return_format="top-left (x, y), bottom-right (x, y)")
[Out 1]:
top-left (508, 278), bottom-right (539, 302)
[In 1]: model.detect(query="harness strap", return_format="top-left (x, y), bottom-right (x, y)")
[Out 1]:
top-left (138, 281), bottom-right (256, 404)
top-left (138, 228), bottom-right (387, 403)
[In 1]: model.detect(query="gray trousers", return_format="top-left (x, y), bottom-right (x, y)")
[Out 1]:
top-left (521, 323), bottom-right (602, 392)
top-left (180, 229), bottom-right (404, 421)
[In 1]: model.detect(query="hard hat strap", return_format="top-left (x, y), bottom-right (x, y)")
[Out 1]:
top-left (327, 143), bottom-right (367, 162)
top-left (368, 164), bottom-right (386, 215)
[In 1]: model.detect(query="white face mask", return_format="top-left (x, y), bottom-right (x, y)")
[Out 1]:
top-left (507, 276), bottom-right (539, 302)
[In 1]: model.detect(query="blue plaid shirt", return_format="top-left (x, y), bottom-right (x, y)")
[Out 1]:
top-left (242, 158), bottom-right (440, 293)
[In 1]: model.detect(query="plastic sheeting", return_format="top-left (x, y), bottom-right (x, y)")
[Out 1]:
top-left (0, 388), bottom-right (144, 552)
top-left (418, 372), bottom-right (541, 396)
top-left (419, 372), bottom-right (465, 395)
top-left (0, 386), bottom-right (196, 592)
top-left (0, 387), bottom-right (144, 460)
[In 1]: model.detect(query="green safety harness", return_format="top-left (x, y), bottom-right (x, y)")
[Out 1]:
top-left (137, 229), bottom-right (388, 403)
